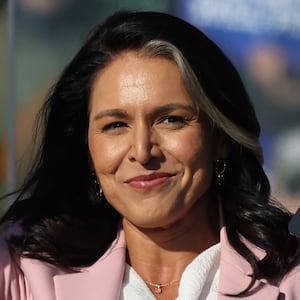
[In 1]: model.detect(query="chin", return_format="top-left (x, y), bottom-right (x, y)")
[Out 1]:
top-left (126, 213), bottom-right (183, 230)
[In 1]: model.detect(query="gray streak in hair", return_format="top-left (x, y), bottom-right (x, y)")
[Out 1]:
top-left (141, 40), bottom-right (263, 163)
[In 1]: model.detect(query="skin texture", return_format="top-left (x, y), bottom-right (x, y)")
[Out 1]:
top-left (88, 51), bottom-right (225, 298)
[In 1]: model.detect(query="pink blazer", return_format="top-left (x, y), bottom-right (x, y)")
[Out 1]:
top-left (1, 227), bottom-right (300, 300)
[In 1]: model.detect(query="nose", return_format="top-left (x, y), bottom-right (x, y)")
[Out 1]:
top-left (128, 123), bottom-right (161, 165)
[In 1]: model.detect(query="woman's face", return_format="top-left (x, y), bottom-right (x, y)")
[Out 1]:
top-left (88, 52), bottom-right (223, 229)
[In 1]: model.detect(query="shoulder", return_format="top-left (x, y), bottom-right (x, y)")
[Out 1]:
top-left (1, 228), bottom-right (127, 300)
top-left (0, 230), bottom-right (22, 278)
top-left (279, 255), bottom-right (300, 298)
top-left (0, 233), bottom-right (13, 266)
top-left (0, 232), bottom-right (27, 299)
top-left (220, 225), bottom-right (300, 299)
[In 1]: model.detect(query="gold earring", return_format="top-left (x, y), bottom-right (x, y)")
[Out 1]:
top-left (215, 159), bottom-right (227, 186)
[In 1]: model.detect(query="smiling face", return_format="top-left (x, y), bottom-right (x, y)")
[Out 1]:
top-left (88, 51), bottom-right (223, 229)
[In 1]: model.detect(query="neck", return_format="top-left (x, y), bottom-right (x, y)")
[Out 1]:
top-left (123, 197), bottom-right (219, 289)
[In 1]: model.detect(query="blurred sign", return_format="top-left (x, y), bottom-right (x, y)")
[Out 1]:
top-left (175, 0), bottom-right (300, 68)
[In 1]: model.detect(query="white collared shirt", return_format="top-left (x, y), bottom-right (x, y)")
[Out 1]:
top-left (120, 243), bottom-right (220, 300)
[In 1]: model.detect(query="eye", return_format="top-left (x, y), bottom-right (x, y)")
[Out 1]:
top-left (102, 121), bottom-right (128, 132)
top-left (157, 115), bottom-right (188, 130)
top-left (160, 115), bottom-right (186, 124)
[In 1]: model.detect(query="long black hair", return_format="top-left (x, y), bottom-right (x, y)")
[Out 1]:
top-left (1, 10), bottom-right (299, 294)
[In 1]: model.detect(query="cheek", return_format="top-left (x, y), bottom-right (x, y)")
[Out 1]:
top-left (165, 132), bottom-right (214, 168)
top-left (88, 136), bottom-right (127, 174)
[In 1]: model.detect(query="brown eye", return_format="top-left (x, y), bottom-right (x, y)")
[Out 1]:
top-left (160, 116), bottom-right (186, 124)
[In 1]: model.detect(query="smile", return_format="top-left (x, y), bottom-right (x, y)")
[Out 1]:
top-left (125, 173), bottom-right (173, 189)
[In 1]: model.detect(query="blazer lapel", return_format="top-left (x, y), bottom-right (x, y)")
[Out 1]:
top-left (53, 231), bottom-right (126, 300)
top-left (21, 231), bottom-right (126, 300)
top-left (218, 226), bottom-right (280, 299)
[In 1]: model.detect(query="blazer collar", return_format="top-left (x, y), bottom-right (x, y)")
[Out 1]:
top-left (218, 226), bottom-right (280, 299)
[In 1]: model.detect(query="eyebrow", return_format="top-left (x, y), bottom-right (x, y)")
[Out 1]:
top-left (92, 103), bottom-right (197, 121)
top-left (93, 109), bottom-right (129, 121)
top-left (153, 103), bottom-right (196, 115)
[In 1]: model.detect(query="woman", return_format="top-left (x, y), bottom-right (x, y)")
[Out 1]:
top-left (1, 11), bottom-right (299, 300)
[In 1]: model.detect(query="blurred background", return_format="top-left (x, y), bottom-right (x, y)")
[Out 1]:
top-left (0, 0), bottom-right (299, 215)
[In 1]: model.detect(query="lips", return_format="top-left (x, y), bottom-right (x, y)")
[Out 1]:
top-left (125, 172), bottom-right (173, 189)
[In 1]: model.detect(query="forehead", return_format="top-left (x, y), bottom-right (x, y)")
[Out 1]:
top-left (95, 51), bottom-right (180, 82)
top-left (89, 51), bottom-right (194, 108)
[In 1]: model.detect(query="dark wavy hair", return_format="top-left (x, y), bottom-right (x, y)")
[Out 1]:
top-left (1, 10), bottom-right (299, 295)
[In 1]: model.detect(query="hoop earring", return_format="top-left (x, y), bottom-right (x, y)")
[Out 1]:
top-left (91, 171), bottom-right (103, 198)
top-left (215, 159), bottom-right (227, 186)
